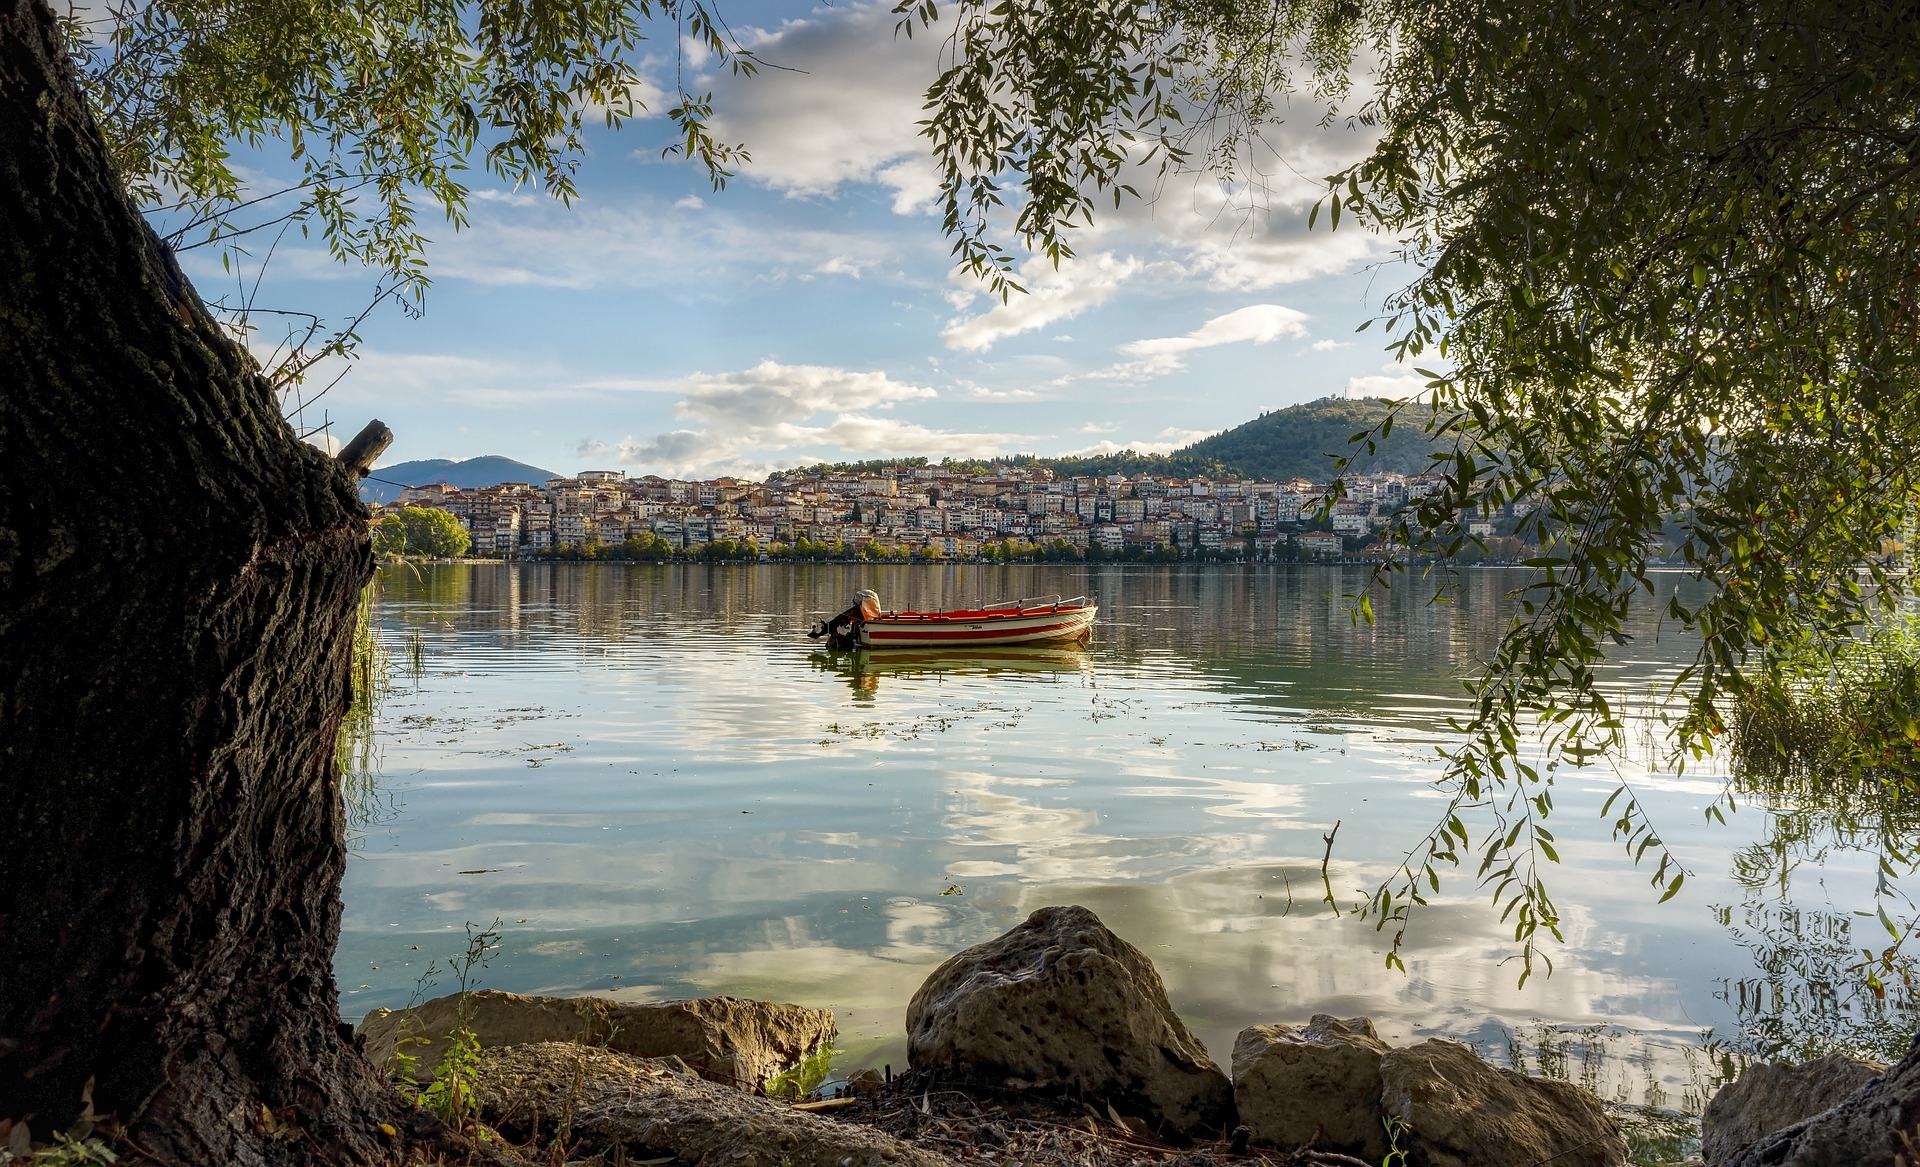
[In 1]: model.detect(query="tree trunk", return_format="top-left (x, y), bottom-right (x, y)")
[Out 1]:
top-left (0, 1), bottom-right (456, 1161)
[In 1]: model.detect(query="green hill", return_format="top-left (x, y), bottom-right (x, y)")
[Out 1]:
top-left (1177, 397), bottom-right (1443, 481)
top-left (768, 398), bottom-right (1448, 485)
top-left (1022, 398), bottom-right (1444, 483)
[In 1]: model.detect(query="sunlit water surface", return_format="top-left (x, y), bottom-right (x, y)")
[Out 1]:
top-left (337, 563), bottom-right (1916, 1119)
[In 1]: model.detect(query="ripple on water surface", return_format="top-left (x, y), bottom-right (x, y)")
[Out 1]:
top-left (337, 562), bottom-right (1916, 1122)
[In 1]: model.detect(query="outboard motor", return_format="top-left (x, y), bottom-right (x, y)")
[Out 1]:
top-left (807, 589), bottom-right (882, 651)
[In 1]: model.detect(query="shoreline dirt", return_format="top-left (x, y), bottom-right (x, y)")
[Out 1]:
top-left (813, 1079), bottom-right (1376, 1167)
top-left (479, 1074), bottom-right (1383, 1167)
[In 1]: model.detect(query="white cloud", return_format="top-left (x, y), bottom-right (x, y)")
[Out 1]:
top-left (941, 253), bottom-right (1146, 351)
top-left (423, 197), bottom-right (903, 291)
top-left (275, 348), bottom-right (713, 446)
top-left (182, 161), bottom-right (892, 293)
top-left (695, 0), bottom-right (1387, 307)
top-left (703, 3), bottom-right (942, 213)
top-left (472, 189), bottom-right (538, 207)
top-left (579, 73), bottom-right (669, 124)
top-left (1345, 360), bottom-right (1430, 400)
top-left (1062, 427), bottom-right (1214, 457)
top-left (342, 351), bottom-right (502, 389)
top-left (1053, 304), bottom-right (1310, 385)
top-left (1115, 304), bottom-right (1309, 375)
top-left (804, 415), bottom-right (1017, 456)
top-left (1311, 338), bottom-right (1352, 351)
top-left (678, 360), bottom-right (934, 427)
top-left (571, 376), bottom-right (685, 393)
top-left (930, 124), bottom-right (1388, 348)
top-left (814, 255), bottom-right (876, 278)
top-left (289, 349), bottom-right (592, 412)
top-left (1144, 168), bottom-right (1384, 292)
top-left (933, 198), bottom-right (1375, 356)
top-left (602, 360), bottom-right (1028, 477)
top-left (957, 383), bottom-right (1040, 402)
top-left (691, 3), bottom-right (1386, 344)
top-left (614, 429), bottom-right (741, 475)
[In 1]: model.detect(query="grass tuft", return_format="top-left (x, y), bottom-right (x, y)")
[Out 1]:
top-left (1731, 612), bottom-right (1920, 783)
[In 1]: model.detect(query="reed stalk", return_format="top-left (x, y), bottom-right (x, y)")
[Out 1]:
top-left (339, 582), bottom-right (392, 835)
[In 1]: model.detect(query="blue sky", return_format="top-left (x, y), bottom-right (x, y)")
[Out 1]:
top-left (190, 2), bottom-right (1421, 479)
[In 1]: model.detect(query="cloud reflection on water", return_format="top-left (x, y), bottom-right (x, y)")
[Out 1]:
top-left (338, 562), bottom-right (1899, 1113)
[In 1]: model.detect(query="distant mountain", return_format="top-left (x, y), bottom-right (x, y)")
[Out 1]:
top-left (361, 455), bottom-right (561, 504)
top-left (1024, 398), bottom-right (1446, 483)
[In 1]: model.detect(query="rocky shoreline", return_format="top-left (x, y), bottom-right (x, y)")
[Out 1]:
top-left (359, 906), bottom-right (1911, 1167)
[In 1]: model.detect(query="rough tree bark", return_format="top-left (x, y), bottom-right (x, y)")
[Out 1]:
top-left (0, 0), bottom-right (457, 1161)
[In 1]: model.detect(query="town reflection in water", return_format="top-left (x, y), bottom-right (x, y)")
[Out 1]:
top-left (337, 562), bottom-right (1918, 1124)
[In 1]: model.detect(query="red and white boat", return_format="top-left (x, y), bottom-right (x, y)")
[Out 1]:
top-left (808, 591), bottom-right (1098, 650)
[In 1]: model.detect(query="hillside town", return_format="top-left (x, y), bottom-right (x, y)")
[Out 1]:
top-left (372, 462), bottom-right (1521, 560)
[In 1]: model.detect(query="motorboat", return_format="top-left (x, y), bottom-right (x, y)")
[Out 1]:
top-left (807, 589), bottom-right (1098, 650)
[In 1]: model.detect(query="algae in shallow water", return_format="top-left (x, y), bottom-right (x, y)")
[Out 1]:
top-left (765, 1044), bottom-right (836, 1100)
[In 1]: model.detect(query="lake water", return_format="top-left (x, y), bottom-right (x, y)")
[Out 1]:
top-left (337, 562), bottom-right (1916, 1121)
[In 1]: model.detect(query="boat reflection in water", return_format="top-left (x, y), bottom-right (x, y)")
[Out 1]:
top-left (810, 643), bottom-right (1094, 696)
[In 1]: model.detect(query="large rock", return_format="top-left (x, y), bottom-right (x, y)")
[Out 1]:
top-left (1702, 1053), bottom-right (1887, 1165)
top-left (1378, 1039), bottom-right (1627, 1167)
top-left (1720, 1037), bottom-right (1920, 1167)
top-left (906, 905), bottom-right (1236, 1138)
top-left (473, 1042), bottom-right (956, 1167)
top-left (1233, 1015), bottom-right (1390, 1159)
top-left (356, 990), bottom-right (834, 1091)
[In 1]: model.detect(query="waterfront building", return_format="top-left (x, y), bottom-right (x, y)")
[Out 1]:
top-left (374, 460), bottom-right (1524, 560)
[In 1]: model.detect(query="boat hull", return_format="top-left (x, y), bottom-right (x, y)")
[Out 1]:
top-left (857, 604), bottom-right (1098, 648)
